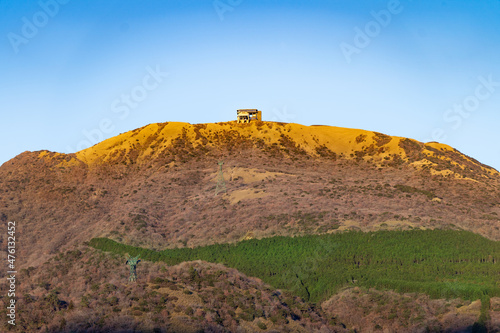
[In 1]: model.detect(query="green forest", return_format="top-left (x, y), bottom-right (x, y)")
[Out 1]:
top-left (90, 230), bottom-right (500, 303)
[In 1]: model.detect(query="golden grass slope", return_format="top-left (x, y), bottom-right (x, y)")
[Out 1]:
top-left (45, 121), bottom-right (497, 178)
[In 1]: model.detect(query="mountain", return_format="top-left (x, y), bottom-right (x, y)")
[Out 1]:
top-left (2, 120), bottom-right (500, 332)
top-left (1, 120), bottom-right (499, 270)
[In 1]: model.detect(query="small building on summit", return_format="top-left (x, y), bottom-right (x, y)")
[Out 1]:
top-left (237, 109), bottom-right (262, 123)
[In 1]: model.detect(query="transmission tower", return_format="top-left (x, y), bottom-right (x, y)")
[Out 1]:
top-left (126, 255), bottom-right (141, 282)
top-left (215, 161), bottom-right (226, 196)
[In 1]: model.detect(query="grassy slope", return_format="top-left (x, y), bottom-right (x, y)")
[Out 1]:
top-left (72, 121), bottom-right (498, 178)
top-left (90, 229), bottom-right (500, 303)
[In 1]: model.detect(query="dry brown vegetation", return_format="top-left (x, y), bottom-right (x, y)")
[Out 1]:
top-left (1, 122), bottom-right (499, 268)
top-left (1, 121), bottom-right (500, 332)
top-left (323, 287), bottom-right (500, 332)
top-left (0, 247), bottom-right (346, 332)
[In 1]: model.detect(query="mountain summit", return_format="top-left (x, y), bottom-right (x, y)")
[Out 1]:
top-left (68, 121), bottom-right (498, 180)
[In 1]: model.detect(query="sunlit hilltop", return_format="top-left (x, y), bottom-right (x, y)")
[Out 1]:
top-left (58, 121), bottom-right (498, 180)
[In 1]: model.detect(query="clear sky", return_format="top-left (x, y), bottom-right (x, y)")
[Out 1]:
top-left (1, 0), bottom-right (500, 170)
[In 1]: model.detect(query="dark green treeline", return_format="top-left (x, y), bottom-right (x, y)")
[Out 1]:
top-left (89, 230), bottom-right (500, 302)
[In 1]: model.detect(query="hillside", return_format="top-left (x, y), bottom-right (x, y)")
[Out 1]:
top-left (2, 247), bottom-right (347, 332)
top-left (1, 121), bottom-right (500, 269)
top-left (89, 229), bottom-right (500, 332)
top-left (4, 240), bottom-right (499, 333)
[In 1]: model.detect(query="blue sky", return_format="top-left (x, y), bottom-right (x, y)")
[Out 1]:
top-left (1, 0), bottom-right (500, 170)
